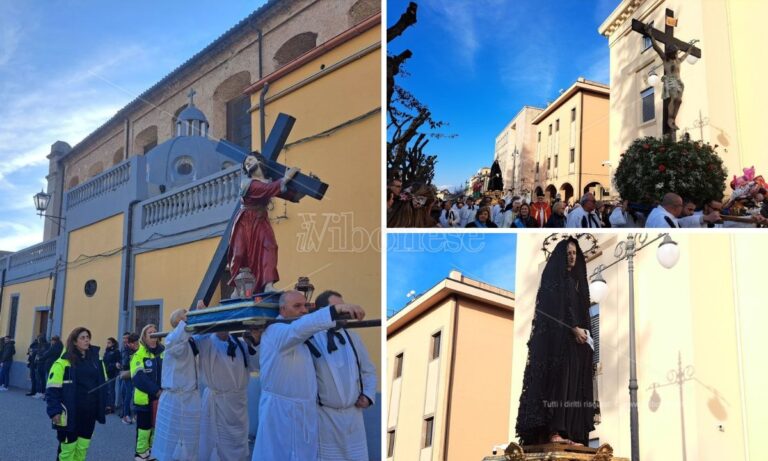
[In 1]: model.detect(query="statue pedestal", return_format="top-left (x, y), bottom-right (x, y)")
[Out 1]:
top-left (482, 442), bottom-right (628, 461)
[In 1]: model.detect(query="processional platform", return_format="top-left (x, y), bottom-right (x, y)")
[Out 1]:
top-left (482, 443), bottom-right (628, 461)
top-left (184, 293), bottom-right (281, 334)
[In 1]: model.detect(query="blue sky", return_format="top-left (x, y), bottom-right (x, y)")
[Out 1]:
top-left (0, 0), bottom-right (266, 251)
top-left (387, 233), bottom-right (517, 317)
top-left (388, 0), bottom-right (618, 191)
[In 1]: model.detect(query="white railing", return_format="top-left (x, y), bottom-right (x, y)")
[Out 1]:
top-left (67, 161), bottom-right (131, 209)
top-left (8, 239), bottom-right (56, 268)
top-left (141, 168), bottom-right (241, 228)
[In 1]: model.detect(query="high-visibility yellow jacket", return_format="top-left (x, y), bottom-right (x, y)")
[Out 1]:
top-left (130, 343), bottom-right (164, 408)
top-left (45, 346), bottom-right (108, 432)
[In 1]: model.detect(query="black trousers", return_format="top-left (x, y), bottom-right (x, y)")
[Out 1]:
top-left (29, 366), bottom-right (38, 392)
top-left (56, 403), bottom-right (97, 444)
top-left (136, 408), bottom-right (153, 431)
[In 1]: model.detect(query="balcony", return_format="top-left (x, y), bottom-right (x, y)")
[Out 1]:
top-left (133, 166), bottom-right (242, 247)
top-left (4, 238), bottom-right (59, 283)
top-left (66, 161), bottom-right (131, 210)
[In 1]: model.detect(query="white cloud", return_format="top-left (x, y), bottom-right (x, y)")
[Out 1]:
top-left (0, 1), bottom-right (23, 68)
top-left (0, 221), bottom-right (44, 252)
top-left (0, 40), bottom-right (151, 250)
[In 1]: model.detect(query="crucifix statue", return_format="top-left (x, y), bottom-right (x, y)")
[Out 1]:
top-left (632, 9), bottom-right (702, 140)
top-left (192, 113), bottom-right (329, 305)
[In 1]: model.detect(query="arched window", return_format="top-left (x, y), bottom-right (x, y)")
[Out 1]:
top-left (88, 162), bottom-right (104, 178)
top-left (113, 147), bottom-right (124, 165)
top-left (348, 0), bottom-right (378, 26)
top-left (273, 32), bottom-right (318, 69)
top-left (213, 71), bottom-right (252, 149)
top-left (134, 126), bottom-right (158, 155)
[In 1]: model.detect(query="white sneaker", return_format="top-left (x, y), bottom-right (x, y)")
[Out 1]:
top-left (134, 451), bottom-right (157, 461)
top-left (34, 393), bottom-right (45, 399)
top-left (0, 386), bottom-right (7, 391)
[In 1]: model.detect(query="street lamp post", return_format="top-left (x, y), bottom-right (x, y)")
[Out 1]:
top-left (33, 189), bottom-right (66, 234)
top-left (588, 233), bottom-right (680, 461)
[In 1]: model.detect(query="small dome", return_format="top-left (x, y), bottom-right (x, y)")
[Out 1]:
top-left (178, 105), bottom-right (208, 123)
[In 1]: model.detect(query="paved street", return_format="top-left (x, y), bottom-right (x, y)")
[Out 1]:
top-left (0, 385), bottom-right (138, 460)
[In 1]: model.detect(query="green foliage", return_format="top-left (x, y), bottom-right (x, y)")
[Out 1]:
top-left (614, 137), bottom-right (727, 204)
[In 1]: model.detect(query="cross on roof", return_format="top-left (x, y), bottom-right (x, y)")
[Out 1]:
top-left (187, 88), bottom-right (197, 106)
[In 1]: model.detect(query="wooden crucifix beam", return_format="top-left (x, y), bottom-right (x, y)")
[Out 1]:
top-left (216, 113), bottom-right (328, 203)
top-left (631, 18), bottom-right (701, 59)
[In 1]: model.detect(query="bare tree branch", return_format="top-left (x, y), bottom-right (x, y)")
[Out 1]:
top-left (387, 2), bottom-right (418, 43)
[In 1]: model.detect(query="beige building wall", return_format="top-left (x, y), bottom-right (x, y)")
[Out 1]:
top-left (387, 297), bottom-right (455, 461)
top-left (582, 93), bottom-right (611, 197)
top-left (387, 273), bottom-right (515, 461)
top-left (599, 0), bottom-right (767, 196)
top-left (133, 237), bottom-right (222, 331)
top-left (248, 21), bottom-right (381, 379)
top-left (448, 298), bottom-right (514, 460)
top-left (494, 106), bottom-right (543, 199)
top-left (512, 233), bottom-right (768, 460)
top-left (0, 278), bottom-right (53, 362)
top-left (60, 214), bottom-right (124, 345)
top-left (532, 80), bottom-right (610, 204)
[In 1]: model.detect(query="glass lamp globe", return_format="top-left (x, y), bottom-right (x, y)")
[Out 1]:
top-left (648, 72), bottom-right (660, 86)
top-left (686, 54), bottom-right (699, 65)
top-left (589, 275), bottom-right (608, 304)
top-left (33, 190), bottom-right (51, 213)
top-left (657, 235), bottom-right (680, 269)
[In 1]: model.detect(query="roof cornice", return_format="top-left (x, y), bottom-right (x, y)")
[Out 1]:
top-left (599, 0), bottom-right (646, 37)
top-left (531, 79), bottom-right (609, 125)
top-left (387, 277), bottom-right (514, 336)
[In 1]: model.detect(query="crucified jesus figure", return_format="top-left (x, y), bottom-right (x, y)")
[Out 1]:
top-left (645, 22), bottom-right (698, 132)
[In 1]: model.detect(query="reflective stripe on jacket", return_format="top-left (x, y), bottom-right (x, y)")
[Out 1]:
top-left (131, 344), bottom-right (164, 408)
top-left (45, 346), bottom-right (107, 433)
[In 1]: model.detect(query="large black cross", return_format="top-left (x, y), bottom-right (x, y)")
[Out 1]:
top-left (194, 113), bottom-right (329, 307)
top-left (632, 9), bottom-right (702, 139)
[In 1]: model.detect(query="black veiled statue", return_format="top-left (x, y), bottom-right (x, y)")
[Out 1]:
top-left (489, 160), bottom-right (504, 192)
top-left (516, 237), bottom-right (597, 446)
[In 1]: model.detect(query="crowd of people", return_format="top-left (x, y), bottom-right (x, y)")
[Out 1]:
top-left (387, 179), bottom-right (768, 228)
top-left (0, 290), bottom-right (376, 461)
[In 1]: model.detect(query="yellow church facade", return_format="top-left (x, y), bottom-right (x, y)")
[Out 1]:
top-left (0, 0), bottom-right (381, 451)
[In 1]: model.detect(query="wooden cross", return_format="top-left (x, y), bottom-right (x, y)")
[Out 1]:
top-left (196, 113), bottom-right (329, 307)
top-left (216, 113), bottom-right (328, 202)
top-left (632, 9), bottom-right (702, 140)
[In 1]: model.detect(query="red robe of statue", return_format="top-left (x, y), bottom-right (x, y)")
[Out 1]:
top-left (228, 179), bottom-right (283, 292)
top-left (531, 202), bottom-right (552, 228)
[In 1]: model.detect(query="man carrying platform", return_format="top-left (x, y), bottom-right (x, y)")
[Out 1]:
top-left (252, 290), bottom-right (365, 461)
top-left (195, 302), bottom-right (262, 461)
top-left (308, 290), bottom-right (377, 461)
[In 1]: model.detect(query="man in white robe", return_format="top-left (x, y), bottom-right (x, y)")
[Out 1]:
top-left (646, 193), bottom-right (685, 228)
top-left (252, 291), bottom-right (365, 461)
top-left (566, 193), bottom-right (602, 228)
top-left (309, 291), bottom-right (376, 461)
top-left (197, 322), bottom-right (260, 461)
top-left (153, 309), bottom-right (201, 461)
